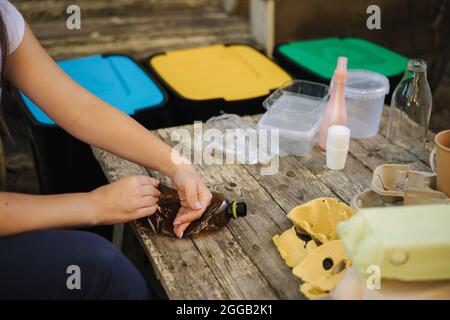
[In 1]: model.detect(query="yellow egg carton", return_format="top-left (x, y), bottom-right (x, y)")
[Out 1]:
top-left (287, 197), bottom-right (355, 244)
top-left (273, 198), bottom-right (355, 299)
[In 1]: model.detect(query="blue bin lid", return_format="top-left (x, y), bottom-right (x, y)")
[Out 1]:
top-left (21, 55), bottom-right (165, 126)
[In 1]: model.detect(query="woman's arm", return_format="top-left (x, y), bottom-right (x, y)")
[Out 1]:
top-left (0, 176), bottom-right (160, 237)
top-left (6, 24), bottom-right (176, 176)
top-left (5, 24), bottom-right (211, 238)
top-left (0, 192), bottom-right (96, 236)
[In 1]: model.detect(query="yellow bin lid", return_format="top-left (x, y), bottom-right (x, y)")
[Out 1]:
top-left (150, 44), bottom-right (292, 101)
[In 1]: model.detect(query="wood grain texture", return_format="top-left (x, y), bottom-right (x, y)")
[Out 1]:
top-left (244, 115), bottom-right (372, 205)
top-left (21, 4), bottom-right (255, 61)
top-left (379, 107), bottom-right (435, 165)
top-left (14, 0), bottom-right (222, 22)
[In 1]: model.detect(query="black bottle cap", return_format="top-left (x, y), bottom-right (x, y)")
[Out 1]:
top-left (234, 202), bottom-right (247, 217)
top-left (227, 201), bottom-right (247, 218)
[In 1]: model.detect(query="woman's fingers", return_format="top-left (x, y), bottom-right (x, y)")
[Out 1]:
top-left (133, 205), bottom-right (158, 219)
top-left (174, 221), bottom-right (190, 239)
top-left (180, 200), bottom-right (189, 207)
top-left (173, 207), bottom-right (203, 226)
top-left (173, 206), bottom-right (190, 222)
top-left (140, 195), bottom-right (158, 208)
top-left (141, 185), bottom-right (161, 197)
top-left (198, 183), bottom-right (212, 208)
top-left (184, 181), bottom-right (202, 210)
top-left (173, 206), bottom-right (197, 226)
top-left (174, 183), bottom-right (212, 226)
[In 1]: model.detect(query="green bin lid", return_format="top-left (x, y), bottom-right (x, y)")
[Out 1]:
top-left (278, 37), bottom-right (408, 80)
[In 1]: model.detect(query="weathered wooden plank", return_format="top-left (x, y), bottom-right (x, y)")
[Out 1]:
top-left (295, 148), bottom-right (374, 204)
top-left (191, 229), bottom-right (278, 300)
top-left (91, 147), bottom-right (228, 300)
top-left (24, 4), bottom-right (254, 61)
top-left (240, 116), bottom-right (372, 205)
top-left (29, 11), bottom-right (248, 40)
top-left (38, 25), bottom-right (250, 49)
top-left (351, 135), bottom-right (431, 172)
top-left (156, 127), bottom-right (303, 299)
top-left (14, 0), bottom-right (222, 22)
top-left (378, 107), bottom-right (435, 164)
top-left (243, 155), bottom-right (338, 210)
top-left (135, 220), bottom-right (228, 300)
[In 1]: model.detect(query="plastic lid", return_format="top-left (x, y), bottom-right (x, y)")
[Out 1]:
top-left (150, 44), bottom-right (292, 101)
top-left (344, 70), bottom-right (390, 100)
top-left (263, 80), bottom-right (329, 113)
top-left (277, 37), bottom-right (408, 79)
top-left (257, 110), bottom-right (321, 140)
top-left (21, 55), bottom-right (165, 126)
top-left (227, 201), bottom-right (247, 218)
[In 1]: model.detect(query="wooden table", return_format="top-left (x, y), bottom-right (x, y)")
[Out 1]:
top-left (92, 109), bottom-right (435, 300)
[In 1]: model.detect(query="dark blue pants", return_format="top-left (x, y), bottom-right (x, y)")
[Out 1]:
top-left (0, 230), bottom-right (150, 299)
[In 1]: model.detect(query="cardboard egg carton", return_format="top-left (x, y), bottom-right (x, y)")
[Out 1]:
top-left (273, 198), bottom-right (355, 299)
top-left (351, 164), bottom-right (449, 210)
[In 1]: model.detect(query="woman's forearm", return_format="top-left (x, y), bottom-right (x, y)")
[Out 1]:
top-left (64, 92), bottom-right (179, 176)
top-left (0, 192), bottom-right (96, 237)
top-left (6, 24), bottom-right (182, 176)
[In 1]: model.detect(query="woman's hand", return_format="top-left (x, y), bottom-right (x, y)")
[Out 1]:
top-left (170, 164), bottom-right (212, 238)
top-left (90, 176), bottom-right (161, 225)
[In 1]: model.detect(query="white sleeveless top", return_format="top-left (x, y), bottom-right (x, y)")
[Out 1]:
top-left (0, 0), bottom-right (25, 94)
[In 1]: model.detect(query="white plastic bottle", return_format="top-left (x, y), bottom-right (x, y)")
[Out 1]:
top-left (326, 125), bottom-right (350, 170)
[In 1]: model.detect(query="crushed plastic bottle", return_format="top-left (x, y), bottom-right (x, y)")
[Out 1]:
top-left (146, 183), bottom-right (246, 238)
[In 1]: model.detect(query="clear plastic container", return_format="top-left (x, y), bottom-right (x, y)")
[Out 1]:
top-left (344, 70), bottom-right (389, 138)
top-left (258, 80), bottom-right (329, 156)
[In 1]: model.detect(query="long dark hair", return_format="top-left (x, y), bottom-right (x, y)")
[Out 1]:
top-left (0, 9), bottom-right (12, 139)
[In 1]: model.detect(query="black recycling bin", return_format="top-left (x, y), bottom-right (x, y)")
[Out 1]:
top-left (273, 37), bottom-right (409, 101)
top-left (146, 44), bottom-right (292, 126)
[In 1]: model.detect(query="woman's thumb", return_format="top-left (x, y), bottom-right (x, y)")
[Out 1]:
top-left (185, 182), bottom-right (202, 210)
